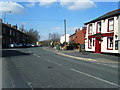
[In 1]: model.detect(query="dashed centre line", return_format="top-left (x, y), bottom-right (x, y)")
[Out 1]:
top-left (43, 48), bottom-right (118, 68)
top-left (32, 53), bottom-right (119, 88)
top-left (70, 68), bottom-right (120, 88)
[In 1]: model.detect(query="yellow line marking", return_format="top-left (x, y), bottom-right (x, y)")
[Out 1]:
top-left (43, 48), bottom-right (119, 64)
top-left (57, 53), bottom-right (97, 62)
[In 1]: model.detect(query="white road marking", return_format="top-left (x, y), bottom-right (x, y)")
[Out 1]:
top-left (27, 82), bottom-right (33, 90)
top-left (44, 48), bottom-right (118, 68)
top-left (70, 68), bottom-right (120, 87)
top-left (46, 59), bottom-right (63, 67)
top-left (33, 53), bottom-right (119, 87)
top-left (33, 54), bottom-right (40, 57)
top-left (33, 53), bottom-right (63, 67)
top-left (12, 81), bottom-right (15, 88)
top-left (23, 48), bottom-right (118, 68)
top-left (27, 82), bottom-right (32, 87)
top-left (110, 65), bottom-right (117, 68)
top-left (94, 62), bottom-right (117, 68)
top-left (28, 51), bottom-right (33, 53)
top-left (47, 84), bottom-right (53, 88)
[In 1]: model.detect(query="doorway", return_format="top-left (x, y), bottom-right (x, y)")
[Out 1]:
top-left (95, 37), bottom-right (101, 53)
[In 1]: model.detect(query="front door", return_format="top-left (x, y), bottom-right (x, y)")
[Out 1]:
top-left (95, 37), bottom-right (101, 53)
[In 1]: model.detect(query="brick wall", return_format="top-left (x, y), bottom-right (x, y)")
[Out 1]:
top-left (69, 28), bottom-right (86, 44)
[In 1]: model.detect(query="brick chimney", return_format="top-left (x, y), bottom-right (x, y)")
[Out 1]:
top-left (0, 19), bottom-right (2, 23)
top-left (6, 24), bottom-right (11, 27)
top-left (75, 29), bottom-right (78, 32)
top-left (78, 28), bottom-right (80, 31)
top-left (12, 25), bottom-right (18, 30)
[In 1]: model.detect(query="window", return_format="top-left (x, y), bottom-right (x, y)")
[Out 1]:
top-left (10, 29), bottom-right (12, 36)
top-left (108, 18), bottom-right (114, 32)
top-left (88, 24), bottom-right (92, 35)
top-left (97, 22), bottom-right (101, 33)
top-left (115, 41), bottom-right (118, 50)
top-left (107, 37), bottom-right (113, 50)
top-left (88, 38), bottom-right (92, 49)
top-left (3, 27), bottom-right (6, 34)
top-left (10, 38), bottom-right (12, 42)
top-left (13, 31), bottom-right (15, 36)
top-left (93, 38), bottom-right (95, 46)
top-left (2, 39), bottom-right (5, 44)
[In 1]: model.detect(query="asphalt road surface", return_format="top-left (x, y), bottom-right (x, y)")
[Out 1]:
top-left (2, 47), bottom-right (120, 88)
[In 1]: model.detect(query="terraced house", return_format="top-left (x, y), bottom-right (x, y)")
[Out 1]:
top-left (85, 9), bottom-right (120, 54)
top-left (1, 19), bottom-right (31, 48)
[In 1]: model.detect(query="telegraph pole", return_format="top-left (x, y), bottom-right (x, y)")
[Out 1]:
top-left (64, 20), bottom-right (66, 44)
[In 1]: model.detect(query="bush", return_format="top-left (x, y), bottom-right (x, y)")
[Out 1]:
top-left (69, 43), bottom-right (80, 49)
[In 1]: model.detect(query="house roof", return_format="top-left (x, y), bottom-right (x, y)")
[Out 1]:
top-left (69, 33), bottom-right (75, 37)
top-left (2, 23), bottom-right (30, 36)
top-left (85, 9), bottom-right (120, 25)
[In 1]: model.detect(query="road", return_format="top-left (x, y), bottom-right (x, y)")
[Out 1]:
top-left (2, 47), bottom-right (120, 88)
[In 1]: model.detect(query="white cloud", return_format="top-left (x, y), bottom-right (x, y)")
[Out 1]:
top-left (25, 2), bottom-right (35, 7)
top-left (0, 1), bottom-right (25, 14)
top-left (52, 27), bottom-right (63, 31)
top-left (24, 0), bottom-right (57, 7)
top-left (38, 0), bottom-right (57, 7)
top-left (24, 0), bottom-right (96, 10)
top-left (68, 27), bottom-right (78, 31)
top-left (1, 0), bottom-right (120, 2)
top-left (59, 0), bottom-right (96, 10)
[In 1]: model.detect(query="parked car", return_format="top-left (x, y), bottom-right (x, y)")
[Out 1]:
top-left (26, 44), bottom-right (31, 47)
top-left (31, 44), bottom-right (35, 47)
top-left (9, 43), bottom-right (15, 48)
top-left (15, 43), bottom-right (23, 47)
top-left (9, 43), bottom-right (23, 48)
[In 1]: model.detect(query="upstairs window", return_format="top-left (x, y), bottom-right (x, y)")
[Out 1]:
top-left (88, 24), bottom-right (92, 35)
top-left (97, 22), bottom-right (101, 33)
top-left (108, 18), bottom-right (114, 32)
top-left (10, 29), bottom-right (12, 36)
top-left (3, 27), bottom-right (6, 34)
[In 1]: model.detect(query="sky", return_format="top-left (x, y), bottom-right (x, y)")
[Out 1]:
top-left (0, 0), bottom-right (119, 41)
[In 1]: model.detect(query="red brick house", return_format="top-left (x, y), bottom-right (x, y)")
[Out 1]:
top-left (69, 33), bottom-right (76, 44)
top-left (69, 27), bottom-right (86, 45)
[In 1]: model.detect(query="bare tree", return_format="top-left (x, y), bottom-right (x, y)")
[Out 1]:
top-left (49, 33), bottom-right (61, 42)
top-left (25, 28), bottom-right (40, 44)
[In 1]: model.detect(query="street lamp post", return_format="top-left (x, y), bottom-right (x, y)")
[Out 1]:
top-left (2, 11), bottom-right (11, 23)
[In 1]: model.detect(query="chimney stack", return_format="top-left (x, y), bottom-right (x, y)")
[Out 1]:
top-left (75, 29), bottom-right (78, 32)
top-left (6, 24), bottom-right (11, 27)
top-left (0, 19), bottom-right (2, 23)
top-left (12, 25), bottom-right (18, 30)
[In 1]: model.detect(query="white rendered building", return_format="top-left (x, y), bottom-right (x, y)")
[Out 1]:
top-left (85, 9), bottom-right (120, 54)
top-left (60, 34), bottom-right (70, 44)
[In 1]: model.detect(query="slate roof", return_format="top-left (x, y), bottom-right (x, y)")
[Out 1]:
top-left (85, 9), bottom-right (120, 25)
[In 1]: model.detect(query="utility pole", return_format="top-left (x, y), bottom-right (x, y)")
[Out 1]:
top-left (64, 20), bottom-right (66, 44)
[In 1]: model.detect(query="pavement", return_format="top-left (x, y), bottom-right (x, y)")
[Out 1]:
top-left (43, 47), bottom-right (120, 64)
top-left (2, 47), bottom-right (120, 88)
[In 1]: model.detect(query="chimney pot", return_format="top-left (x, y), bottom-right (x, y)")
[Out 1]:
top-left (12, 25), bottom-right (18, 30)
